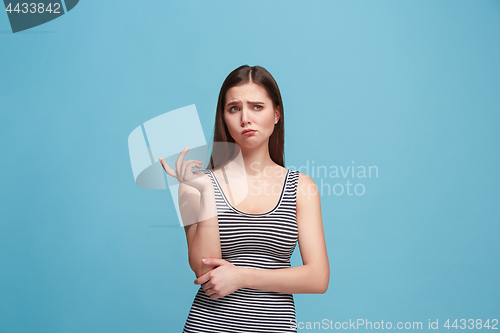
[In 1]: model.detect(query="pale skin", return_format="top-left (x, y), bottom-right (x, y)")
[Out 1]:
top-left (159, 81), bottom-right (330, 299)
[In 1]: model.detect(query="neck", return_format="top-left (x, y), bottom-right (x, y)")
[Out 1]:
top-left (227, 140), bottom-right (277, 177)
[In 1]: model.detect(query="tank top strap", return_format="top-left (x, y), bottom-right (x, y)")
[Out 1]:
top-left (283, 169), bottom-right (300, 205)
top-left (200, 169), bottom-right (221, 199)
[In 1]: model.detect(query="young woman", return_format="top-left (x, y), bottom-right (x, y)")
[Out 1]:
top-left (159, 65), bottom-right (329, 332)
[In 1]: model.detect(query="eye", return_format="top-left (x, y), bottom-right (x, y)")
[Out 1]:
top-left (229, 106), bottom-right (239, 113)
top-left (254, 105), bottom-right (263, 110)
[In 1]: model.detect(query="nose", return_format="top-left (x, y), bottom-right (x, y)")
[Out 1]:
top-left (240, 105), bottom-right (251, 126)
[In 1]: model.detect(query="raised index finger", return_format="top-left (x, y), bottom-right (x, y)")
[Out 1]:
top-left (175, 146), bottom-right (189, 173)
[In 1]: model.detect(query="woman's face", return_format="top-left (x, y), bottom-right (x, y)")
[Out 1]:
top-left (224, 82), bottom-right (280, 150)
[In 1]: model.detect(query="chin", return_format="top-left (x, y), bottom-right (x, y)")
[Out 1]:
top-left (236, 139), bottom-right (266, 150)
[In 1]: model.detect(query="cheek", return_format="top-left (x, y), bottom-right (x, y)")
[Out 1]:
top-left (225, 116), bottom-right (239, 133)
top-left (223, 114), bottom-right (231, 127)
top-left (264, 113), bottom-right (276, 128)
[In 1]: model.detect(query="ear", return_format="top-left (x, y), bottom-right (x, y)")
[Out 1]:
top-left (274, 105), bottom-right (281, 124)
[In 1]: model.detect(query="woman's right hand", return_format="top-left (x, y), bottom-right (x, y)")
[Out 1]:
top-left (158, 146), bottom-right (210, 193)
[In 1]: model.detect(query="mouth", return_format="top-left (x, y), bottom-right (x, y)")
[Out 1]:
top-left (242, 129), bottom-right (256, 135)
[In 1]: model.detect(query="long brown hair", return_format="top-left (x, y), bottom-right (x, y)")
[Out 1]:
top-left (208, 65), bottom-right (285, 170)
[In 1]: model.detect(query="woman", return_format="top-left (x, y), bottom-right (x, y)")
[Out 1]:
top-left (159, 65), bottom-right (329, 332)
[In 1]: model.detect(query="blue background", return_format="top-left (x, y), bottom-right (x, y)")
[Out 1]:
top-left (1, 1), bottom-right (499, 332)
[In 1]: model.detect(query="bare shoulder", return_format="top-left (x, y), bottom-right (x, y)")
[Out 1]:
top-left (296, 172), bottom-right (321, 210)
top-left (297, 172), bottom-right (319, 194)
top-left (297, 171), bottom-right (315, 185)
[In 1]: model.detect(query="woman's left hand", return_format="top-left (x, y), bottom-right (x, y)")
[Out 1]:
top-left (194, 258), bottom-right (245, 299)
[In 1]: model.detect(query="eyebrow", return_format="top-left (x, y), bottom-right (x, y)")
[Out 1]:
top-left (226, 100), bottom-right (265, 107)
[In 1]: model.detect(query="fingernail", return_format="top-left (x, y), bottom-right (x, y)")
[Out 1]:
top-left (201, 258), bottom-right (207, 263)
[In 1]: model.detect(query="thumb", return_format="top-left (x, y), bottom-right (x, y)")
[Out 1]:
top-left (202, 258), bottom-right (227, 266)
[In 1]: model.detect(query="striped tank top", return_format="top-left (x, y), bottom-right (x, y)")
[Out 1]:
top-left (182, 168), bottom-right (300, 333)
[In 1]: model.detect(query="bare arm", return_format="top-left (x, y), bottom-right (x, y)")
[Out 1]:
top-left (180, 179), bottom-right (222, 278)
top-left (239, 172), bottom-right (330, 294)
top-left (158, 150), bottom-right (222, 280)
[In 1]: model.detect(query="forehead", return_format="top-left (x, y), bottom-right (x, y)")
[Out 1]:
top-left (225, 83), bottom-right (271, 104)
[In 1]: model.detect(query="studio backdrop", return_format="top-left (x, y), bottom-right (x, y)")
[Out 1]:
top-left (1, 1), bottom-right (499, 332)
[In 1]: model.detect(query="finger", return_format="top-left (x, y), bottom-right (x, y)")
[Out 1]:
top-left (179, 159), bottom-right (198, 183)
top-left (202, 258), bottom-right (228, 266)
top-left (194, 271), bottom-right (211, 285)
top-left (202, 281), bottom-right (213, 291)
top-left (181, 159), bottom-right (198, 175)
top-left (181, 160), bottom-right (201, 181)
top-left (188, 159), bottom-right (203, 169)
top-left (175, 146), bottom-right (189, 176)
top-left (190, 161), bottom-right (204, 177)
top-left (205, 286), bottom-right (216, 296)
top-left (158, 158), bottom-right (177, 178)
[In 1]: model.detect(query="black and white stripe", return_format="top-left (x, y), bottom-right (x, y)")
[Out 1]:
top-left (183, 168), bottom-right (300, 333)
